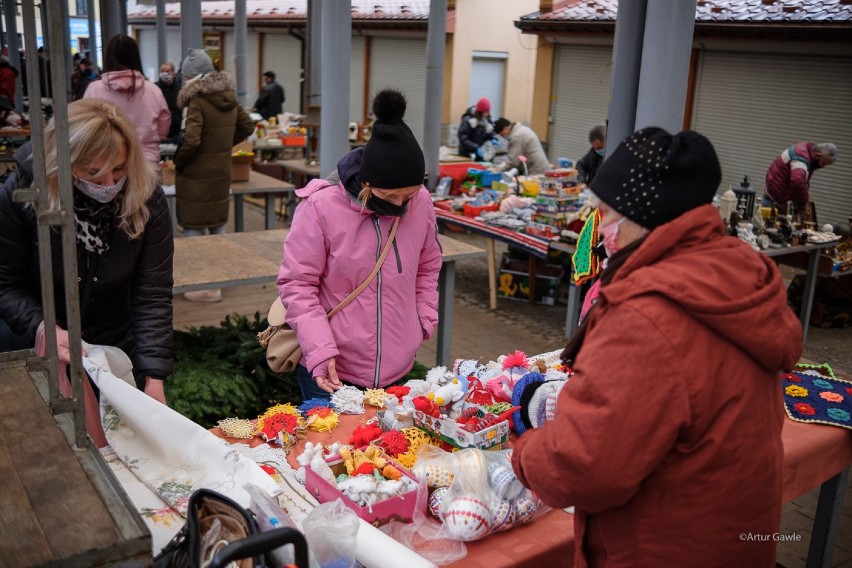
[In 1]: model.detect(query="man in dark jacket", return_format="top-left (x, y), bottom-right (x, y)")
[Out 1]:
top-left (253, 70), bottom-right (285, 120)
top-left (576, 123), bottom-right (606, 184)
top-left (73, 57), bottom-right (97, 100)
top-left (155, 61), bottom-right (182, 143)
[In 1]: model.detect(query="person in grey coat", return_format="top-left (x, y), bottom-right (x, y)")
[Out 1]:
top-left (494, 117), bottom-right (550, 175)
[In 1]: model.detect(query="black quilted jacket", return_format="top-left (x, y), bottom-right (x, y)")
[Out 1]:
top-left (0, 144), bottom-right (174, 379)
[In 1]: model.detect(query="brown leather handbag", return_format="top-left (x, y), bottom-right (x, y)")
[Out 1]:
top-left (258, 217), bottom-right (400, 373)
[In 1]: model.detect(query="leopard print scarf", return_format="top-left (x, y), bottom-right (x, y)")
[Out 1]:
top-left (74, 190), bottom-right (119, 256)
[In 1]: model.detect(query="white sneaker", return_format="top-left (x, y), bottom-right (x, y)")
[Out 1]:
top-left (183, 289), bottom-right (222, 303)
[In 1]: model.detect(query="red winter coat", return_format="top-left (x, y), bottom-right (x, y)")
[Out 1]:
top-left (0, 64), bottom-right (18, 105)
top-left (764, 141), bottom-right (821, 210)
top-left (512, 205), bottom-right (802, 567)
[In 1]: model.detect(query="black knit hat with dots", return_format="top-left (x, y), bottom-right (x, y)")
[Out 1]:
top-left (590, 127), bottom-right (721, 229)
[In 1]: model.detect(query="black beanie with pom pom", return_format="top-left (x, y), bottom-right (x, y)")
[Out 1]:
top-left (359, 89), bottom-right (425, 189)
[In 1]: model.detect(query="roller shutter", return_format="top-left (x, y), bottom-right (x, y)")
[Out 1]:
top-left (223, 29), bottom-right (260, 108)
top-left (469, 53), bottom-right (506, 119)
top-left (261, 33), bottom-right (302, 114)
top-left (692, 51), bottom-right (852, 227)
top-left (369, 37), bottom-right (427, 141)
top-left (550, 45), bottom-right (612, 165)
top-left (350, 36), bottom-right (366, 124)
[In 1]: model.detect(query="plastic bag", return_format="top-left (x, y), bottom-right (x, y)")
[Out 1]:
top-left (302, 498), bottom-right (359, 568)
top-left (244, 482), bottom-right (299, 567)
top-left (411, 445), bottom-right (550, 542)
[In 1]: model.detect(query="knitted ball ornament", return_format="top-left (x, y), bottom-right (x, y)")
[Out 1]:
top-left (359, 89), bottom-right (425, 190)
top-left (590, 127), bottom-right (721, 229)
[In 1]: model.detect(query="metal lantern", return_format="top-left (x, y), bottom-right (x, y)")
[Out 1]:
top-left (732, 175), bottom-right (756, 220)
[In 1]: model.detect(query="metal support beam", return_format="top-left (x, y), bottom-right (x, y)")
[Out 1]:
top-left (234, 0), bottom-right (247, 108)
top-left (605, 0), bottom-right (647, 156)
top-left (423, 0), bottom-right (447, 190)
top-left (2, 1), bottom-right (23, 112)
top-left (156, 0), bottom-right (167, 69)
top-left (87, 0), bottom-right (99, 68)
top-left (306, 0), bottom-right (322, 109)
top-left (318, 1), bottom-right (350, 171)
top-left (180, 0), bottom-right (203, 63)
top-left (58, 0), bottom-right (73, 102)
top-left (99, 0), bottom-right (123, 47)
top-left (634, 0), bottom-right (697, 133)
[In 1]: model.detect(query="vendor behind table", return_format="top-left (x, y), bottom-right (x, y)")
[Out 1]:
top-left (512, 126), bottom-right (803, 567)
top-left (493, 117), bottom-right (549, 176)
top-left (764, 141), bottom-right (837, 220)
top-left (576, 123), bottom-right (607, 184)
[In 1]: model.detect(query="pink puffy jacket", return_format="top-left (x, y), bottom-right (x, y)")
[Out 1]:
top-left (84, 70), bottom-right (170, 166)
top-left (277, 179), bottom-right (442, 389)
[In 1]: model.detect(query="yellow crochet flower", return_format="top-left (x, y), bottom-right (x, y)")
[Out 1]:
top-left (785, 385), bottom-right (809, 398)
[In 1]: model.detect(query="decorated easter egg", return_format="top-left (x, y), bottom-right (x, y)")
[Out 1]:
top-left (491, 499), bottom-right (516, 532)
top-left (488, 465), bottom-right (523, 501)
top-left (443, 496), bottom-right (493, 541)
top-left (429, 486), bottom-right (450, 520)
top-left (512, 495), bottom-right (538, 525)
top-left (424, 464), bottom-right (455, 488)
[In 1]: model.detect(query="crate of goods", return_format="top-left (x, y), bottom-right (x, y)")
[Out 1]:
top-left (463, 201), bottom-right (500, 218)
top-left (281, 135), bottom-right (307, 146)
top-left (439, 162), bottom-right (487, 194)
top-left (498, 257), bottom-right (564, 305)
top-left (467, 168), bottom-right (502, 188)
top-left (531, 212), bottom-right (570, 229)
top-left (525, 221), bottom-right (562, 239)
top-left (305, 451), bottom-right (423, 525)
top-left (413, 407), bottom-right (510, 451)
top-left (544, 167), bottom-right (579, 182)
top-left (231, 141), bottom-right (255, 182)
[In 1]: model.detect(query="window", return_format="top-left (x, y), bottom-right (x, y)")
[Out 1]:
top-left (76, 0), bottom-right (87, 16)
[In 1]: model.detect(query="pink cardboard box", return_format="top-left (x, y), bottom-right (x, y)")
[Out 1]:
top-left (305, 456), bottom-right (423, 526)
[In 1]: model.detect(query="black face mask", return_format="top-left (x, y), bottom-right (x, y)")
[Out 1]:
top-left (368, 194), bottom-right (409, 217)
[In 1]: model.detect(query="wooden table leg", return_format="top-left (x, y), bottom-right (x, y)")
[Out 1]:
top-left (528, 255), bottom-right (538, 304)
top-left (487, 239), bottom-right (497, 310)
top-left (437, 261), bottom-right (455, 366)
top-left (233, 195), bottom-right (245, 233)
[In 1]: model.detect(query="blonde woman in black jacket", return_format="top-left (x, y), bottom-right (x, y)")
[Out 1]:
top-left (0, 99), bottom-right (174, 404)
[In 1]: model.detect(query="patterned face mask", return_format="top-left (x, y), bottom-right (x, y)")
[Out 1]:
top-left (73, 175), bottom-right (127, 203)
top-left (600, 216), bottom-right (626, 257)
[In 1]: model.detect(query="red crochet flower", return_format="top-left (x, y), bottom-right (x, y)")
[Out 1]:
top-left (260, 464), bottom-right (277, 476)
top-left (784, 374), bottom-right (802, 383)
top-left (381, 430), bottom-right (410, 457)
top-left (846, 387), bottom-right (852, 397)
top-left (307, 406), bottom-right (333, 418)
top-left (793, 403), bottom-right (816, 416)
top-left (386, 385), bottom-right (411, 403)
top-left (349, 423), bottom-right (383, 446)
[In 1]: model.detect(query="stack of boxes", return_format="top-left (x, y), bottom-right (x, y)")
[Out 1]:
top-left (526, 168), bottom-right (582, 238)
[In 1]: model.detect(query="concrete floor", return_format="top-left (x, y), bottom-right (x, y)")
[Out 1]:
top-left (174, 201), bottom-right (852, 567)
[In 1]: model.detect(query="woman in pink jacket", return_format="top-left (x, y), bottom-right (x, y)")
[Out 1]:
top-left (277, 89), bottom-right (442, 399)
top-left (85, 34), bottom-right (170, 167)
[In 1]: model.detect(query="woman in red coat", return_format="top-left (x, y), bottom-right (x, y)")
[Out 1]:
top-left (0, 56), bottom-right (19, 105)
top-left (512, 127), bottom-right (803, 567)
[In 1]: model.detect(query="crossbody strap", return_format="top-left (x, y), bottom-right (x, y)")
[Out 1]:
top-left (327, 216), bottom-right (400, 319)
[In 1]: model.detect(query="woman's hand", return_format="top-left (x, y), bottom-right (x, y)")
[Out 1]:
top-left (144, 376), bottom-right (167, 405)
top-left (315, 358), bottom-right (343, 393)
top-left (37, 322), bottom-right (87, 364)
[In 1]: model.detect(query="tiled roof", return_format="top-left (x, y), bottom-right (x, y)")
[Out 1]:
top-left (519, 0), bottom-right (852, 25)
top-left (129, 0), bottom-right (431, 24)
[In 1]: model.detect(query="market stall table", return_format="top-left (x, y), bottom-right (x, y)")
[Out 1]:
top-left (434, 204), bottom-right (580, 336)
top-left (173, 230), bottom-right (486, 366)
top-left (277, 158), bottom-right (323, 190)
top-left (231, 170), bottom-right (295, 232)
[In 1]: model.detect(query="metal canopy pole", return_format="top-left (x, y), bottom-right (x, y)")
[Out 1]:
top-left (234, 0), bottom-right (247, 108)
top-left (423, 0), bottom-right (447, 190)
top-left (318, 1), bottom-right (350, 172)
top-left (181, 0), bottom-right (203, 65)
top-left (99, 0), bottom-right (122, 46)
top-left (87, 0), bottom-right (98, 68)
top-left (306, 0), bottom-right (322, 110)
top-left (605, 0), bottom-right (647, 156)
top-left (156, 0), bottom-right (167, 70)
top-left (634, 0), bottom-right (697, 133)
